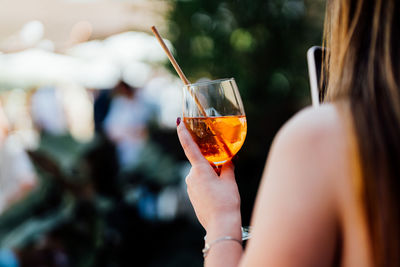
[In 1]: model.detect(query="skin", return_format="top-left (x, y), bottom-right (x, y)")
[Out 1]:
top-left (177, 103), bottom-right (372, 267)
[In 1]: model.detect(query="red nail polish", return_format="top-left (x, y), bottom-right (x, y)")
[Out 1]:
top-left (176, 117), bottom-right (181, 126)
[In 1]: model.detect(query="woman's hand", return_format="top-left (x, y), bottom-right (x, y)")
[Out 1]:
top-left (177, 118), bottom-right (242, 240)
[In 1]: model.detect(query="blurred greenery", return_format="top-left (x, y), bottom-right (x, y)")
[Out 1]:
top-left (167, 0), bottom-right (325, 224)
top-left (0, 131), bottom-right (204, 267)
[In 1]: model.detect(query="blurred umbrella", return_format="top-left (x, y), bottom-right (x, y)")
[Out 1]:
top-left (0, 48), bottom-right (120, 90)
top-left (0, 31), bottom-right (174, 90)
top-left (103, 31), bottom-right (172, 65)
top-left (67, 31), bottom-right (173, 66)
top-left (67, 31), bottom-right (176, 89)
top-left (74, 59), bottom-right (120, 89)
top-left (0, 49), bottom-right (80, 89)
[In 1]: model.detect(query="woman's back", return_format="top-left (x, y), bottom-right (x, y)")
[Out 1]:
top-left (239, 102), bottom-right (372, 266)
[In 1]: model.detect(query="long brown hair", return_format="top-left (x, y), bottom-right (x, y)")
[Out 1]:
top-left (322, 0), bottom-right (400, 265)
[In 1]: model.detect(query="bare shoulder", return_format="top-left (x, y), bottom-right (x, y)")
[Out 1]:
top-left (277, 103), bottom-right (347, 149)
top-left (241, 103), bottom-right (351, 266)
top-left (271, 103), bottom-right (349, 175)
top-left (262, 102), bottom-right (351, 199)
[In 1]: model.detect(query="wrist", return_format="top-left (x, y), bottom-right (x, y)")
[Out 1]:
top-left (206, 213), bottom-right (242, 241)
top-left (202, 236), bottom-right (242, 258)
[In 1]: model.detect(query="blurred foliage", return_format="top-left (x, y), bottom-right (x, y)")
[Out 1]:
top-left (0, 132), bottom-right (203, 267)
top-left (167, 0), bottom-right (325, 223)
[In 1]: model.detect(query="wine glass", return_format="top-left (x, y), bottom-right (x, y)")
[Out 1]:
top-left (182, 77), bottom-right (251, 240)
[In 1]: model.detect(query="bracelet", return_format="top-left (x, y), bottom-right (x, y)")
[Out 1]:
top-left (202, 236), bottom-right (242, 258)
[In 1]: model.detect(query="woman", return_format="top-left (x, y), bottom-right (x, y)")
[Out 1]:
top-left (176, 0), bottom-right (399, 266)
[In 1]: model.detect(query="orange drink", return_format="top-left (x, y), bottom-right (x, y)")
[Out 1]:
top-left (184, 115), bottom-right (247, 165)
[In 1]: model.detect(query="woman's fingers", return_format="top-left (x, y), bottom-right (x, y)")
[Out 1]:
top-left (177, 117), bottom-right (235, 183)
top-left (177, 118), bottom-right (210, 167)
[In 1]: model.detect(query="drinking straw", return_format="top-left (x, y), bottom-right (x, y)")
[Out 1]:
top-left (151, 26), bottom-right (190, 86)
top-left (151, 26), bottom-right (210, 118)
top-left (151, 26), bottom-right (233, 160)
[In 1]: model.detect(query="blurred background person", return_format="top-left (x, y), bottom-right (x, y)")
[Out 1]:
top-left (30, 86), bottom-right (68, 136)
top-left (0, 99), bottom-right (36, 215)
top-left (0, 100), bottom-right (8, 144)
top-left (102, 79), bottom-right (154, 170)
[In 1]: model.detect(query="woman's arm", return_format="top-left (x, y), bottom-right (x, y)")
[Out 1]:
top-left (177, 120), bottom-right (243, 266)
top-left (177, 105), bottom-right (342, 267)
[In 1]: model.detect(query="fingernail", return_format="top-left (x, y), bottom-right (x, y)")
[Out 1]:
top-left (176, 117), bottom-right (181, 126)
